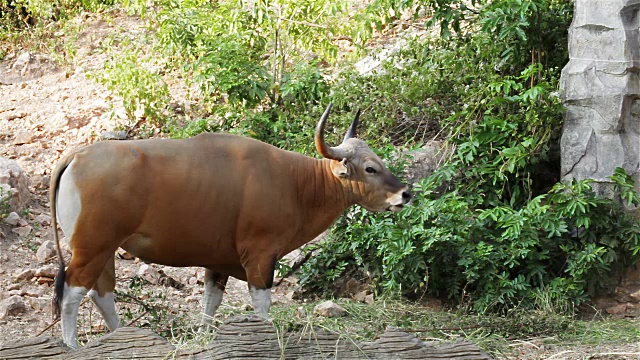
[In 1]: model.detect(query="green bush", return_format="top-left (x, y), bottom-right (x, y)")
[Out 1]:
top-left (298, 39), bottom-right (640, 311)
top-left (301, 167), bottom-right (640, 312)
top-left (95, 51), bottom-right (171, 127)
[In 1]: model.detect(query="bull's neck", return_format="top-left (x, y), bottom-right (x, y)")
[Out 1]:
top-left (293, 157), bottom-right (353, 243)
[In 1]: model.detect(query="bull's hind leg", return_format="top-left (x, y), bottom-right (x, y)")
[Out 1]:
top-left (62, 239), bottom-right (118, 348)
top-left (87, 255), bottom-right (120, 332)
top-left (60, 282), bottom-right (88, 348)
top-left (200, 269), bottom-right (228, 329)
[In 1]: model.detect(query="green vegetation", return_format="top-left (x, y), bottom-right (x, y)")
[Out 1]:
top-left (3, 0), bottom-right (640, 331)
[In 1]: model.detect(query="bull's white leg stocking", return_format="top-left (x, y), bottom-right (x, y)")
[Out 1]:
top-left (249, 285), bottom-right (271, 318)
top-left (200, 280), bottom-right (224, 328)
top-left (61, 284), bottom-right (88, 348)
top-left (88, 290), bottom-right (120, 331)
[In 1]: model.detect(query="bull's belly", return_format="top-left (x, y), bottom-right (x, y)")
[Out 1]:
top-left (120, 233), bottom-right (244, 277)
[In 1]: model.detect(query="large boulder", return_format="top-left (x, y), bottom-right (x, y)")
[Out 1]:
top-left (401, 140), bottom-right (453, 184)
top-left (0, 157), bottom-right (30, 213)
top-left (560, 0), bottom-right (640, 194)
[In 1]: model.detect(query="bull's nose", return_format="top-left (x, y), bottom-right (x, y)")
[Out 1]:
top-left (402, 190), bottom-right (411, 201)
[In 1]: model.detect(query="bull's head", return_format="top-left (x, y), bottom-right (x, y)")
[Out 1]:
top-left (315, 104), bottom-right (411, 212)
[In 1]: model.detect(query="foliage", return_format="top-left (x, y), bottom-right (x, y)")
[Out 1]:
top-left (358, 0), bottom-right (571, 72)
top-left (301, 62), bottom-right (640, 309)
top-left (0, 0), bottom-right (115, 31)
top-left (299, 22), bottom-right (640, 311)
top-left (0, 186), bottom-right (11, 219)
top-left (94, 51), bottom-right (171, 126)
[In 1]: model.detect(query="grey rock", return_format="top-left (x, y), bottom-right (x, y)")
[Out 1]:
top-left (0, 157), bottom-right (30, 212)
top-left (34, 214), bottom-right (51, 226)
top-left (4, 212), bottom-right (20, 226)
top-left (11, 225), bottom-right (31, 238)
top-left (138, 264), bottom-right (161, 284)
top-left (36, 240), bottom-right (56, 263)
top-left (0, 295), bottom-right (28, 319)
top-left (401, 140), bottom-right (452, 184)
top-left (35, 264), bottom-right (58, 278)
top-left (560, 0), bottom-right (640, 194)
top-left (100, 130), bottom-right (128, 140)
top-left (313, 300), bottom-right (346, 318)
top-left (12, 52), bottom-right (31, 70)
top-left (13, 269), bottom-right (35, 282)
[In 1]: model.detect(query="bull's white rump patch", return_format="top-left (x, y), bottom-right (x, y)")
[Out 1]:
top-left (57, 159), bottom-right (81, 246)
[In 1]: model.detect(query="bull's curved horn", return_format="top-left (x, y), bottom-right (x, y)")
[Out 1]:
top-left (343, 109), bottom-right (360, 142)
top-left (315, 104), bottom-right (348, 160)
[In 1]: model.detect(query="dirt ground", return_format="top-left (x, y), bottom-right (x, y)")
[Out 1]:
top-left (0, 9), bottom-right (639, 360)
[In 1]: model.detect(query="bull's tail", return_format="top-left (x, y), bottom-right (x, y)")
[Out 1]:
top-left (49, 152), bottom-right (76, 319)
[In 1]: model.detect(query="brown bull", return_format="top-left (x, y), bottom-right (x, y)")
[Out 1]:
top-left (50, 104), bottom-right (410, 347)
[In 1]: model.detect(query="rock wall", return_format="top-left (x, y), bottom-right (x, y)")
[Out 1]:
top-left (561, 0), bottom-right (640, 194)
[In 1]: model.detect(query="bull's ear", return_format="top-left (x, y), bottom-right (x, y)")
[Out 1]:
top-left (331, 158), bottom-right (350, 178)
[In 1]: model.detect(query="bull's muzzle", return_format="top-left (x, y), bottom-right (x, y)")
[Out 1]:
top-left (387, 186), bottom-right (411, 212)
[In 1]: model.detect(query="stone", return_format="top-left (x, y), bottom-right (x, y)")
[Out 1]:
top-left (12, 52), bottom-right (31, 70)
top-left (27, 297), bottom-right (50, 311)
top-left (50, 112), bottom-right (69, 127)
top-left (296, 306), bottom-right (306, 318)
top-left (7, 283), bottom-right (20, 291)
top-left (37, 277), bottom-right (54, 285)
top-left (117, 248), bottom-right (135, 260)
top-left (313, 301), bottom-right (347, 318)
top-left (560, 0), bottom-right (640, 194)
top-left (34, 214), bottom-right (51, 226)
top-left (364, 294), bottom-right (374, 305)
top-left (1, 111), bottom-right (27, 121)
top-left (593, 296), bottom-right (618, 311)
top-left (35, 264), bottom-right (57, 278)
top-left (401, 140), bottom-right (453, 183)
top-left (13, 269), bottom-right (35, 282)
top-left (606, 303), bottom-right (628, 316)
top-left (4, 212), bottom-right (20, 226)
top-left (138, 264), bottom-right (161, 284)
top-left (353, 290), bottom-right (368, 303)
top-left (0, 295), bottom-right (28, 319)
top-left (0, 157), bottom-right (30, 212)
top-left (36, 241), bottom-right (56, 263)
top-left (13, 130), bottom-right (34, 145)
top-left (11, 225), bottom-right (32, 238)
top-left (24, 288), bottom-right (44, 298)
top-left (100, 130), bottom-right (128, 140)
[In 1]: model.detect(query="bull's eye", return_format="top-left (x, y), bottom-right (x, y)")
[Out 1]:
top-left (365, 166), bottom-right (377, 174)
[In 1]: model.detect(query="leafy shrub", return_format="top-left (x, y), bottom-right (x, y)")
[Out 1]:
top-left (299, 51), bottom-right (640, 311)
top-left (190, 35), bottom-right (269, 109)
top-left (95, 51), bottom-right (171, 126)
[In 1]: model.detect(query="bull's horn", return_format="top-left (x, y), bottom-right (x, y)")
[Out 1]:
top-left (315, 103), bottom-right (348, 161)
top-left (343, 109), bottom-right (360, 142)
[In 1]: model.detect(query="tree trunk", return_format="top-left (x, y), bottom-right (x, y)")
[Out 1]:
top-left (0, 316), bottom-right (492, 359)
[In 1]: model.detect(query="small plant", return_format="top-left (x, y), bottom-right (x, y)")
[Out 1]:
top-left (0, 186), bottom-right (11, 219)
top-left (94, 51), bottom-right (171, 127)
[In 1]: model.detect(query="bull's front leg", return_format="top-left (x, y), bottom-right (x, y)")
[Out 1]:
top-left (242, 253), bottom-right (278, 318)
top-left (200, 269), bottom-right (229, 330)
